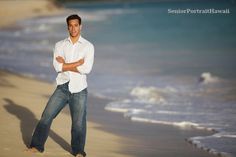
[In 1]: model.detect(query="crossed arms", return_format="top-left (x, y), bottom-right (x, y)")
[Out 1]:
top-left (53, 43), bottom-right (94, 74)
top-left (56, 56), bottom-right (84, 73)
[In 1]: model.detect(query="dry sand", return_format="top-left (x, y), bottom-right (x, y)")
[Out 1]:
top-left (0, 0), bottom-right (64, 28)
top-left (0, 70), bottom-right (133, 157)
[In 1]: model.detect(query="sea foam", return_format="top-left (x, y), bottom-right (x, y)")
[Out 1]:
top-left (199, 72), bottom-right (220, 84)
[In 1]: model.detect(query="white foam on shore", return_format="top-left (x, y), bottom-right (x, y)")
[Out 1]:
top-left (187, 136), bottom-right (233, 157)
top-left (105, 103), bottom-right (215, 131)
top-left (130, 86), bottom-right (167, 104)
top-left (131, 116), bottom-right (234, 157)
top-left (91, 92), bottom-right (116, 100)
top-left (131, 116), bottom-right (201, 128)
top-left (105, 106), bottom-right (129, 113)
top-left (212, 132), bottom-right (236, 138)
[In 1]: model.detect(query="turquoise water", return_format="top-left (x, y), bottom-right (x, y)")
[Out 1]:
top-left (0, 0), bottom-right (236, 156)
top-left (76, 1), bottom-right (236, 78)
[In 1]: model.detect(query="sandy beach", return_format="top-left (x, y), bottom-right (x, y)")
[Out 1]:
top-left (0, 1), bottom-right (220, 157)
top-left (0, 70), bottom-right (217, 157)
top-left (0, 70), bottom-right (135, 157)
top-left (0, 1), bottom-right (134, 156)
top-left (0, 0), bottom-right (64, 28)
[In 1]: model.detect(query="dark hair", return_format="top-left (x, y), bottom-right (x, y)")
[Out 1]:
top-left (66, 14), bottom-right (82, 26)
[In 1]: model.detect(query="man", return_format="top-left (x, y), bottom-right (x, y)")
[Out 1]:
top-left (27, 14), bottom-right (94, 157)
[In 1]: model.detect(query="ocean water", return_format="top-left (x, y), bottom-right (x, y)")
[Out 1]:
top-left (0, 0), bottom-right (236, 156)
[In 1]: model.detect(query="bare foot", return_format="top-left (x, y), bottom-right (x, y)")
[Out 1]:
top-left (75, 154), bottom-right (84, 157)
top-left (24, 147), bottom-right (40, 153)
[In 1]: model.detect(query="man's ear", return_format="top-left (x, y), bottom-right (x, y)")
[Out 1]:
top-left (80, 25), bottom-right (82, 30)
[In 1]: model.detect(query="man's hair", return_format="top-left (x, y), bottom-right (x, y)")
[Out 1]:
top-left (66, 14), bottom-right (82, 26)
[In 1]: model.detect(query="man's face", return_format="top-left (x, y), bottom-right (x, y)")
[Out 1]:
top-left (68, 19), bottom-right (81, 38)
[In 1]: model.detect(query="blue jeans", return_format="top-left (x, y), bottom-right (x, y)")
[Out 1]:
top-left (30, 82), bottom-right (87, 156)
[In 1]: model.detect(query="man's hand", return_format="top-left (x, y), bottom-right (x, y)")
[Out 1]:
top-left (56, 56), bottom-right (65, 64)
top-left (76, 58), bottom-right (84, 66)
top-left (56, 56), bottom-right (85, 73)
top-left (56, 56), bottom-right (84, 66)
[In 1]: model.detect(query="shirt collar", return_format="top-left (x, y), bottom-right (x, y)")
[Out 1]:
top-left (67, 35), bottom-right (84, 44)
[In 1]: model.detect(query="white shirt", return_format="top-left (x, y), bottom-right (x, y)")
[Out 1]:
top-left (53, 36), bottom-right (94, 93)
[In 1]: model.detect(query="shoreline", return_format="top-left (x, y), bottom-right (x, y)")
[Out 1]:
top-left (86, 94), bottom-right (218, 157)
top-left (0, 69), bottom-right (218, 157)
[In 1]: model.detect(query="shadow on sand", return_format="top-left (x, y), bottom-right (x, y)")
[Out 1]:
top-left (3, 98), bottom-right (71, 153)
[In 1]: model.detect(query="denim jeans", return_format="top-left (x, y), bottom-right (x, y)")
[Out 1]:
top-left (30, 82), bottom-right (87, 156)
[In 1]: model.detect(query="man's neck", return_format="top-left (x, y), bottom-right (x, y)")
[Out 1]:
top-left (70, 35), bottom-right (80, 44)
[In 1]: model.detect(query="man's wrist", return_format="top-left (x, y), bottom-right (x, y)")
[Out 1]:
top-left (75, 60), bottom-right (80, 66)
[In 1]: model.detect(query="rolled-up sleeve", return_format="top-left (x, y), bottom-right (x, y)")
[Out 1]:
top-left (77, 43), bottom-right (94, 74)
top-left (53, 43), bottom-right (63, 73)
